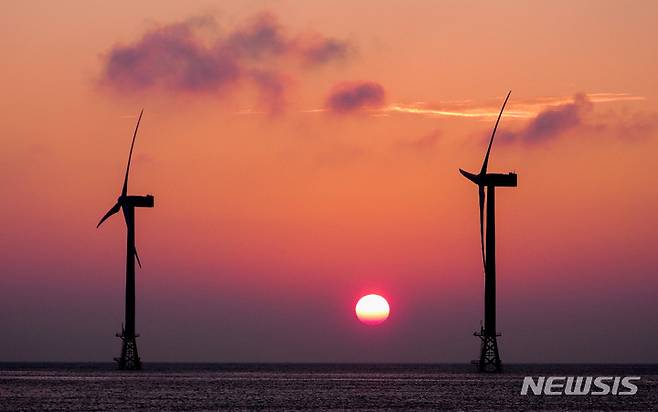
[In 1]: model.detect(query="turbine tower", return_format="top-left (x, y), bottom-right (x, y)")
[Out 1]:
top-left (97, 110), bottom-right (154, 370)
top-left (459, 91), bottom-right (517, 372)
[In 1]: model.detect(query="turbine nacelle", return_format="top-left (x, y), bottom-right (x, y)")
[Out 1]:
top-left (459, 169), bottom-right (517, 187)
top-left (119, 195), bottom-right (155, 208)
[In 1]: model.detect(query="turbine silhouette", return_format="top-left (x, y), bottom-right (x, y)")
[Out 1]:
top-left (460, 91), bottom-right (517, 372)
top-left (97, 109), bottom-right (154, 370)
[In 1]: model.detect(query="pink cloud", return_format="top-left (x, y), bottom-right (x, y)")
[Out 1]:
top-left (325, 81), bottom-right (386, 114)
top-left (500, 94), bottom-right (593, 143)
top-left (100, 12), bottom-right (353, 114)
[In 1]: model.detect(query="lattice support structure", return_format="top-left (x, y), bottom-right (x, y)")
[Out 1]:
top-left (474, 327), bottom-right (501, 372)
top-left (115, 332), bottom-right (141, 371)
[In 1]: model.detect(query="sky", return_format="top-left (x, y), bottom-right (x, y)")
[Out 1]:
top-left (1, 1), bottom-right (657, 363)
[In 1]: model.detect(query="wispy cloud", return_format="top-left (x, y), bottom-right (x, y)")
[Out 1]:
top-left (397, 129), bottom-right (441, 152)
top-left (249, 70), bottom-right (289, 115)
top-left (296, 34), bottom-right (352, 66)
top-left (590, 110), bottom-right (658, 141)
top-left (100, 12), bottom-right (353, 114)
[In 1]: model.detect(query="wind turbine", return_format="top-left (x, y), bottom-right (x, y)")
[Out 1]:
top-left (459, 91), bottom-right (517, 372)
top-left (97, 109), bottom-right (154, 370)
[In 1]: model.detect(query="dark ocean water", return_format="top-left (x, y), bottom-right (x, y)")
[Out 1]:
top-left (0, 363), bottom-right (655, 411)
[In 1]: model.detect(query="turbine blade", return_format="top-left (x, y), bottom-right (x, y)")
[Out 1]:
top-left (119, 208), bottom-right (141, 267)
top-left (97, 203), bottom-right (121, 228)
top-left (480, 91), bottom-right (511, 175)
top-left (122, 109), bottom-right (144, 196)
top-left (460, 169), bottom-right (480, 184)
top-left (478, 185), bottom-right (486, 272)
top-left (134, 247), bottom-right (142, 268)
top-left (121, 206), bottom-right (129, 225)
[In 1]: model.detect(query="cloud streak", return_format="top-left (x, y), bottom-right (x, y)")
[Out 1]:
top-left (381, 93), bottom-right (644, 120)
top-left (100, 13), bottom-right (352, 113)
top-left (297, 93), bottom-right (644, 119)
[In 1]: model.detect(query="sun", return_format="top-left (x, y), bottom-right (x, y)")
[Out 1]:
top-left (355, 294), bottom-right (390, 325)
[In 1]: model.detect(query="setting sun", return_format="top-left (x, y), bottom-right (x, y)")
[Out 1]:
top-left (355, 294), bottom-right (390, 325)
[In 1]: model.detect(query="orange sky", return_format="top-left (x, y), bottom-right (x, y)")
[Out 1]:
top-left (1, 1), bottom-right (657, 362)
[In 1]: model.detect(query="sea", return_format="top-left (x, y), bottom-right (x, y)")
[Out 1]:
top-left (0, 363), bottom-right (656, 411)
